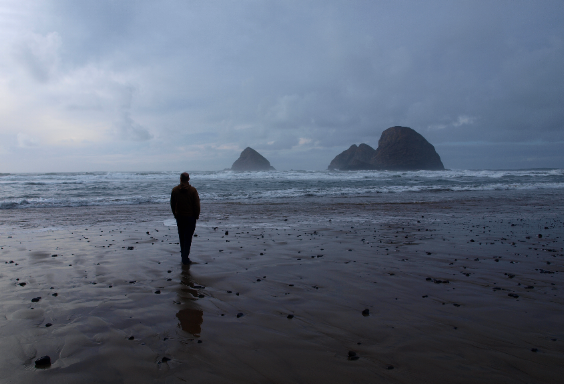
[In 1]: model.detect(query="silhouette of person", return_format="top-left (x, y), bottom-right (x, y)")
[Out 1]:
top-left (170, 172), bottom-right (200, 265)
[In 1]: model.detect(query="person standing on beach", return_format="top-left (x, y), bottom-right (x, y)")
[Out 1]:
top-left (170, 172), bottom-right (200, 265)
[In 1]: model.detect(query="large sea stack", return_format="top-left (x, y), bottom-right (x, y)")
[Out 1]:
top-left (372, 126), bottom-right (444, 170)
top-left (231, 147), bottom-right (276, 171)
top-left (327, 126), bottom-right (444, 171)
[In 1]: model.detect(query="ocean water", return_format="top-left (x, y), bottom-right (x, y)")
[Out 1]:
top-left (1, 169), bottom-right (563, 210)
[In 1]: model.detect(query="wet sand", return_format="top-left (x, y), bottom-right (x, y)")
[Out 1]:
top-left (1, 196), bottom-right (563, 383)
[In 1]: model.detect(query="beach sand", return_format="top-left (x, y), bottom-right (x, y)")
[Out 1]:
top-left (1, 196), bottom-right (563, 383)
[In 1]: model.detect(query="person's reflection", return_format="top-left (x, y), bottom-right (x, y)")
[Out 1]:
top-left (175, 266), bottom-right (203, 337)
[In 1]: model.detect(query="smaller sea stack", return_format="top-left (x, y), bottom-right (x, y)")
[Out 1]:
top-left (231, 147), bottom-right (276, 171)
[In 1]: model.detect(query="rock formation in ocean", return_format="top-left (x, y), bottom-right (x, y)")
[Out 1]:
top-left (231, 147), bottom-right (276, 171)
top-left (327, 143), bottom-right (376, 170)
top-left (327, 126), bottom-right (444, 171)
top-left (372, 126), bottom-right (444, 170)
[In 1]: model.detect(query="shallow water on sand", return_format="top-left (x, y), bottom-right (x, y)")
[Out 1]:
top-left (0, 191), bottom-right (563, 383)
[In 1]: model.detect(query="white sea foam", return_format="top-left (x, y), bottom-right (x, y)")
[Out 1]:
top-left (1, 169), bottom-right (563, 209)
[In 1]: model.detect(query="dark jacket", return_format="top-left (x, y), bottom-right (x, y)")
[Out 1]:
top-left (170, 182), bottom-right (200, 220)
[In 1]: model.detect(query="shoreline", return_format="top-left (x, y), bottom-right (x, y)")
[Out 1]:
top-left (1, 195), bottom-right (563, 383)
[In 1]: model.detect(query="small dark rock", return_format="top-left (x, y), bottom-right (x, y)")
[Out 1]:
top-left (236, 312), bottom-right (244, 318)
top-left (18, 282), bottom-right (26, 287)
top-left (52, 293), bottom-right (58, 296)
top-left (51, 254), bottom-right (57, 257)
top-left (531, 348), bottom-right (538, 352)
top-left (127, 246), bottom-right (134, 250)
top-left (348, 351), bottom-right (359, 360)
top-left (508, 293), bottom-right (519, 298)
top-left (45, 323), bottom-right (52, 327)
top-left (225, 231), bottom-right (229, 236)
top-left (362, 309), bottom-right (370, 316)
top-left (35, 356), bottom-right (51, 368)
top-left (154, 290), bottom-right (161, 294)
top-left (287, 314), bottom-right (294, 319)
top-left (161, 356), bottom-right (171, 362)
top-left (538, 234), bottom-right (542, 238)
top-left (387, 364), bottom-right (394, 370)
top-left (128, 336), bottom-right (134, 340)
top-left (31, 297), bottom-right (41, 303)
top-left (197, 339), bottom-right (203, 344)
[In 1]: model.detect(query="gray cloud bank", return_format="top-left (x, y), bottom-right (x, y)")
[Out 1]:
top-left (1, 0), bottom-right (563, 171)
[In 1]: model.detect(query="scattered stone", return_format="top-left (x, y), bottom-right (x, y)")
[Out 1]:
top-left (362, 309), bottom-right (370, 316)
top-left (127, 246), bottom-right (134, 250)
top-left (18, 282), bottom-right (26, 287)
top-left (31, 297), bottom-right (41, 303)
top-left (128, 336), bottom-right (134, 340)
top-left (236, 312), bottom-right (244, 318)
top-left (51, 254), bottom-right (57, 257)
top-left (348, 351), bottom-right (359, 360)
top-left (531, 348), bottom-right (538, 352)
top-left (508, 293), bottom-right (519, 298)
top-left (161, 356), bottom-right (171, 362)
top-left (197, 339), bottom-right (203, 344)
top-left (45, 323), bottom-right (52, 327)
top-left (538, 234), bottom-right (542, 238)
top-left (387, 364), bottom-right (394, 370)
top-left (154, 290), bottom-right (161, 294)
top-left (35, 356), bottom-right (51, 368)
top-left (225, 231), bottom-right (229, 235)
top-left (52, 293), bottom-right (58, 296)
top-left (287, 314), bottom-right (294, 319)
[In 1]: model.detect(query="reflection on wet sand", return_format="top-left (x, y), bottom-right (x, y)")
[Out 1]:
top-left (176, 266), bottom-right (203, 337)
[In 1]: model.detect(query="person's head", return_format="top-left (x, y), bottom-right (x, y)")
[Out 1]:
top-left (180, 172), bottom-right (190, 183)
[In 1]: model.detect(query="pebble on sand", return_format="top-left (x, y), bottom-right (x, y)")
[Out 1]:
top-left (348, 351), bottom-right (359, 360)
top-left (35, 356), bottom-right (51, 368)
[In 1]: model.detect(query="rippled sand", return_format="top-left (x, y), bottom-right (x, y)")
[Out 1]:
top-left (1, 196), bottom-right (563, 383)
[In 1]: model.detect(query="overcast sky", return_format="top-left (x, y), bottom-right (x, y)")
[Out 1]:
top-left (1, 0), bottom-right (563, 172)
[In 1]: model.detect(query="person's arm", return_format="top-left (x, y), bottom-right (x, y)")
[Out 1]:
top-left (170, 189), bottom-right (176, 219)
top-left (193, 189), bottom-right (200, 220)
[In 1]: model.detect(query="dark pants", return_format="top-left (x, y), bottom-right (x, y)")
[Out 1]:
top-left (176, 216), bottom-right (196, 263)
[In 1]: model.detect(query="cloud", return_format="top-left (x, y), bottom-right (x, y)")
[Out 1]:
top-left (16, 132), bottom-right (39, 148)
top-left (13, 32), bottom-right (61, 83)
top-left (0, 1), bottom-right (563, 171)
